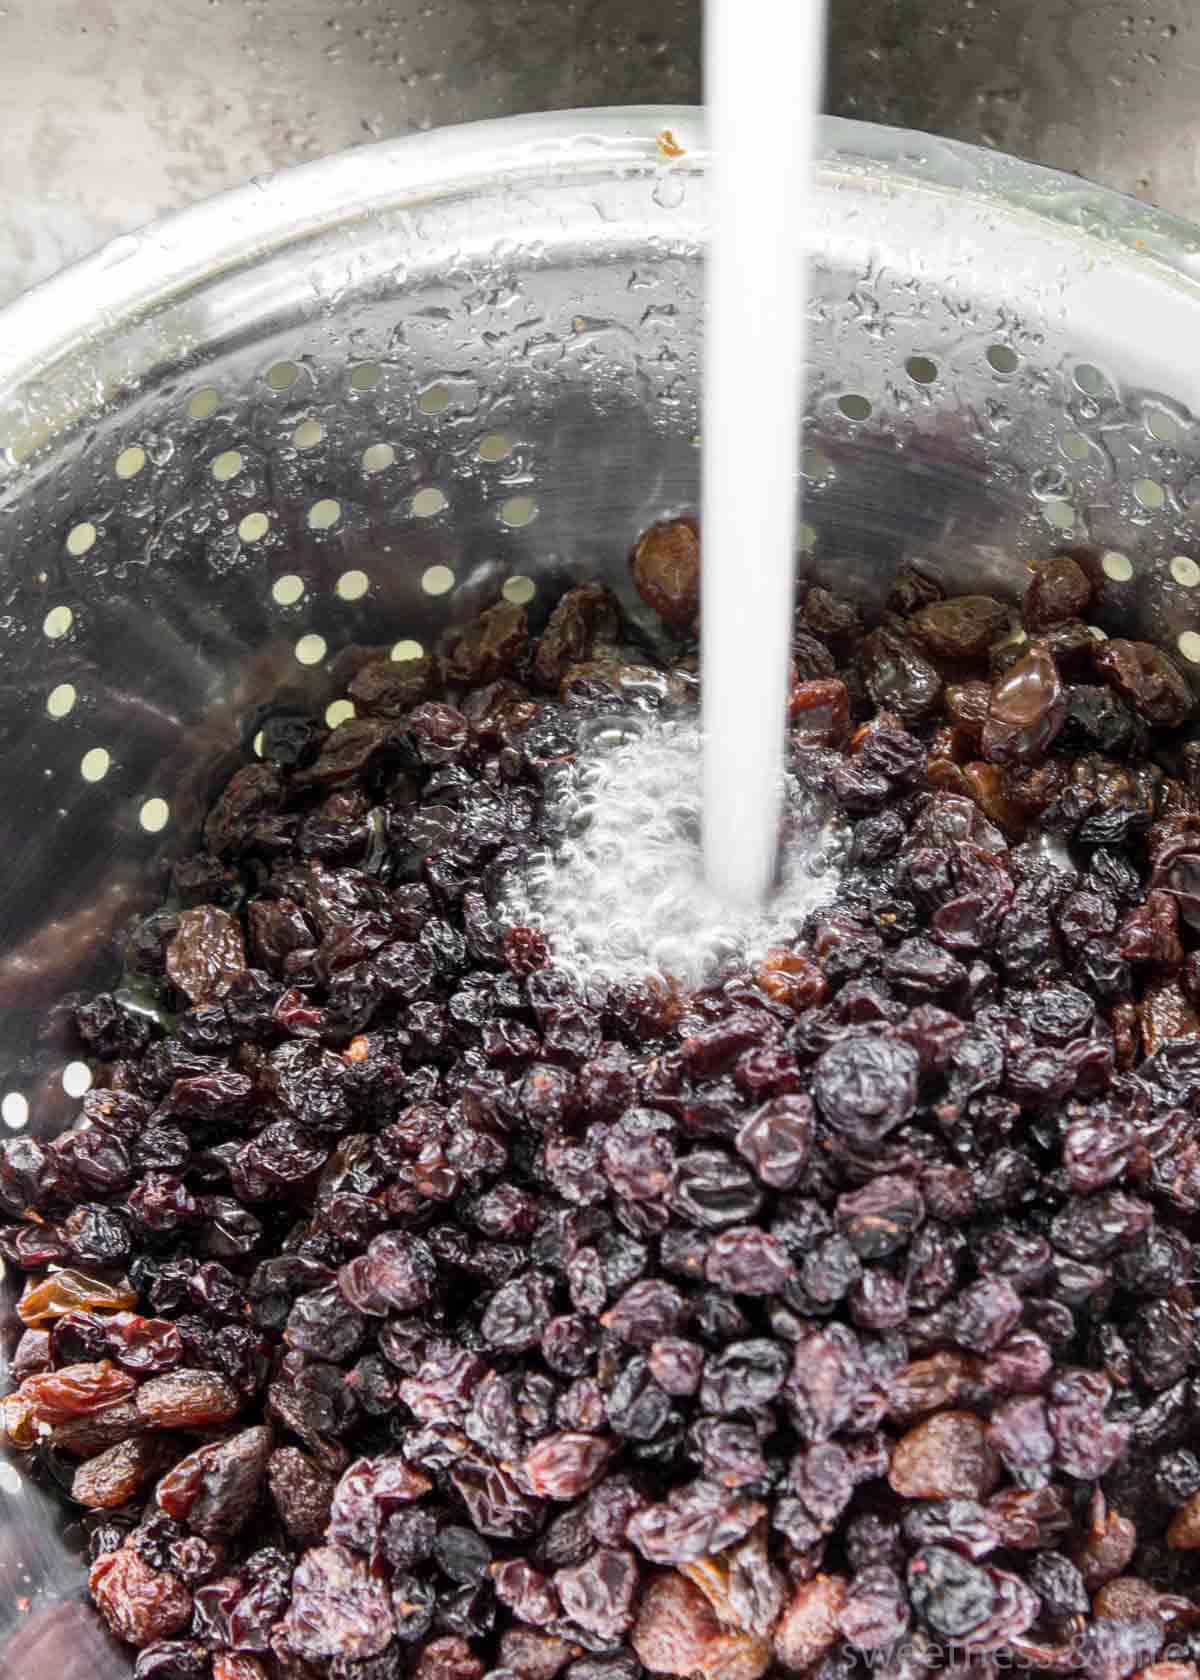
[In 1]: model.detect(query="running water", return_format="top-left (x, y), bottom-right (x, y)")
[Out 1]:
top-left (499, 0), bottom-right (835, 979)
top-left (701, 0), bottom-right (829, 905)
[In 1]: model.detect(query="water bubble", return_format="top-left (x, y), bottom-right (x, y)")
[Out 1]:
top-left (497, 717), bottom-right (841, 988)
top-left (651, 172), bottom-right (687, 211)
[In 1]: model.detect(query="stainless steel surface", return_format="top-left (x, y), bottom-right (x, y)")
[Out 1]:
top-left (3, 0), bottom-right (1200, 304)
top-left (5, 104), bottom-right (1200, 1674)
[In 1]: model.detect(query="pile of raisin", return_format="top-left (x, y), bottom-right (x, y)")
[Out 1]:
top-left (7, 528), bottom-right (1200, 1680)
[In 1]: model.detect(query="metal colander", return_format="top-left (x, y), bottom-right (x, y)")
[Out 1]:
top-left (4, 105), bottom-right (1200, 1674)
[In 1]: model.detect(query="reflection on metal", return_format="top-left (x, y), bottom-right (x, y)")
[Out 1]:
top-left (3, 108), bottom-right (1200, 1673)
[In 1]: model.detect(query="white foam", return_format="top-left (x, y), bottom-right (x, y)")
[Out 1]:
top-left (499, 716), bottom-right (843, 988)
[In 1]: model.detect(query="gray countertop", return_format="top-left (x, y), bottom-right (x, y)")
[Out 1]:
top-left (0, 0), bottom-right (1196, 306)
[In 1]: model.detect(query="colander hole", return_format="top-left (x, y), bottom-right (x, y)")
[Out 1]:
top-left (1147, 410), bottom-right (1181, 443)
top-left (239, 512), bottom-right (269, 544)
top-left (363, 443), bottom-right (395, 474)
top-left (1171, 555), bottom-right (1200, 587)
top-left (1101, 550), bottom-right (1134, 582)
top-left (115, 445), bottom-right (146, 479)
top-left (211, 451), bottom-right (244, 483)
top-left (477, 433), bottom-right (513, 463)
top-left (80, 748), bottom-right (110, 782)
top-left (46, 683), bottom-right (76, 718)
top-left (139, 798), bottom-right (170, 833)
top-left (1, 1093), bottom-right (27, 1130)
top-left (906, 356), bottom-right (938, 385)
top-left (66, 522), bottom-right (96, 557)
top-left (986, 344), bottom-right (1019, 374)
top-left (293, 419), bottom-right (323, 450)
top-left (350, 363), bottom-right (381, 392)
top-left (837, 394), bottom-right (872, 421)
top-left (1044, 500), bottom-right (1076, 531)
top-left (421, 566), bottom-right (455, 596)
top-left (43, 605), bottom-right (73, 639)
top-left (499, 495), bottom-right (537, 528)
top-left (326, 699), bottom-right (356, 728)
top-left (187, 387), bottom-right (220, 420)
top-left (502, 575), bottom-right (537, 605)
top-left (418, 383), bottom-right (451, 415)
top-left (253, 730), bottom-right (265, 758)
top-left (412, 487), bottom-right (447, 518)
top-left (62, 1061), bottom-right (93, 1097)
top-left (1074, 363), bottom-right (1107, 397)
top-left (272, 576), bottom-right (305, 606)
top-left (391, 639), bottom-right (424, 661)
top-left (308, 498), bottom-right (341, 531)
top-left (1134, 478), bottom-right (1166, 510)
top-left (295, 633), bottom-right (327, 666)
top-left (1178, 630), bottom-right (1200, 664)
top-left (336, 569), bottom-right (369, 601)
top-left (1061, 432), bottom-right (1091, 462)
top-left (266, 361), bottom-right (301, 391)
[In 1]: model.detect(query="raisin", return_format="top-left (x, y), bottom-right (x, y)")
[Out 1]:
top-left (773, 1575), bottom-right (847, 1674)
top-left (73, 1438), bottom-right (175, 1510)
top-left (812, 1035), bottom-right (919, 1144)
top-left (910, 595), bottom-right (1010, 659)
top-left (888, 1412), bottom-right (1001, 1500)
top-left (166, 905), bottom-right (247, 1004)
top-left (17, 1268), bottom-right (138, 1326)
top-left (275, 1543), bottom-right (395, 1662)
top-left (982, 646), bottom-right (1066, 764)
top-left (524, 1432), bottom-right (618, 1500)
top-left (861, 629), bottom-right (944, 720)
top-left (630, 518), bottom-right (700, 629)
top-left (136, 1369), bottom-right (241, 1429)
top-left (442, 601), bottom-right (529, 685)
top-left (1094, 638), bottom-right (1193, 727)
top-left (1025, 554), bottom-right (1093, 631)
top-left (90, 1546), bottom-right (193, 1648)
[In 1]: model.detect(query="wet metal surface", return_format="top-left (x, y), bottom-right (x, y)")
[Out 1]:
top-left (0, 0), bottom-right (1196, 303)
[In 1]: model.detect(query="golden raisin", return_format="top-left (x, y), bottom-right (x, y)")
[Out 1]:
top-left (16, 1268), bottom-right (138, 1327)
top-left (631, 518), bottom-right (700, 630)
top-left (19, 1360), bottom-right (136, 1426)
top-left (72, 1437), bottom-right (171, 1510)
top-left (136, 1369), bottom-right (241, 1430)
top-left (888, 1410), bottom-right (1000, 1500)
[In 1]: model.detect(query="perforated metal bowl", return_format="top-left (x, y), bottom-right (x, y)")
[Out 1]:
top-left (4, 106), bottom-right (1200, 1675)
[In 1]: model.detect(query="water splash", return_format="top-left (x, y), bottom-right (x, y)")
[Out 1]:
top-left (498, 716), bottom-right (843, 988)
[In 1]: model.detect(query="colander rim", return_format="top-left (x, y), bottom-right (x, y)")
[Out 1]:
top-left (2, 104), bottom-right (1200, 411)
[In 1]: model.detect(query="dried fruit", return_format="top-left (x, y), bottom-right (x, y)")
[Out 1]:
top-left (981, 646), bottom-right (1066, 764)
top-left (166, 906), bottom-right (248, 1004)
top-left (17, 1268), bottom-right (137, 1326)
top-left (1094, 638), bottom-right (1193, 727)
top-left (5, 546), bottom-right (1200, 1680)
top-left (19, 1359), bottom-right (136, 1425)
top-left (910, 595), bottom-right (1010, 660)
top-left (90, 1546), bottom-right (193, 1648)
top-left (631, 518), bottom-right (700, 629)
top-left (888, 1412), bottom-right (1001, 1500)
top-left (136, 1369), bottom-right (241, 1429)
top-left (73, 1438), bottom-right (172, 1509)
top-left (276, 1543), bottom-right (394, 1660)
top-left (635, 1569), bottom-right (771, 1680)
top-left (773, 1575), bottom-right (847, 1672)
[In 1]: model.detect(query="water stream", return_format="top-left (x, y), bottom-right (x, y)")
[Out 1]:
top-left (701, 0), bottom-right (830, 904)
